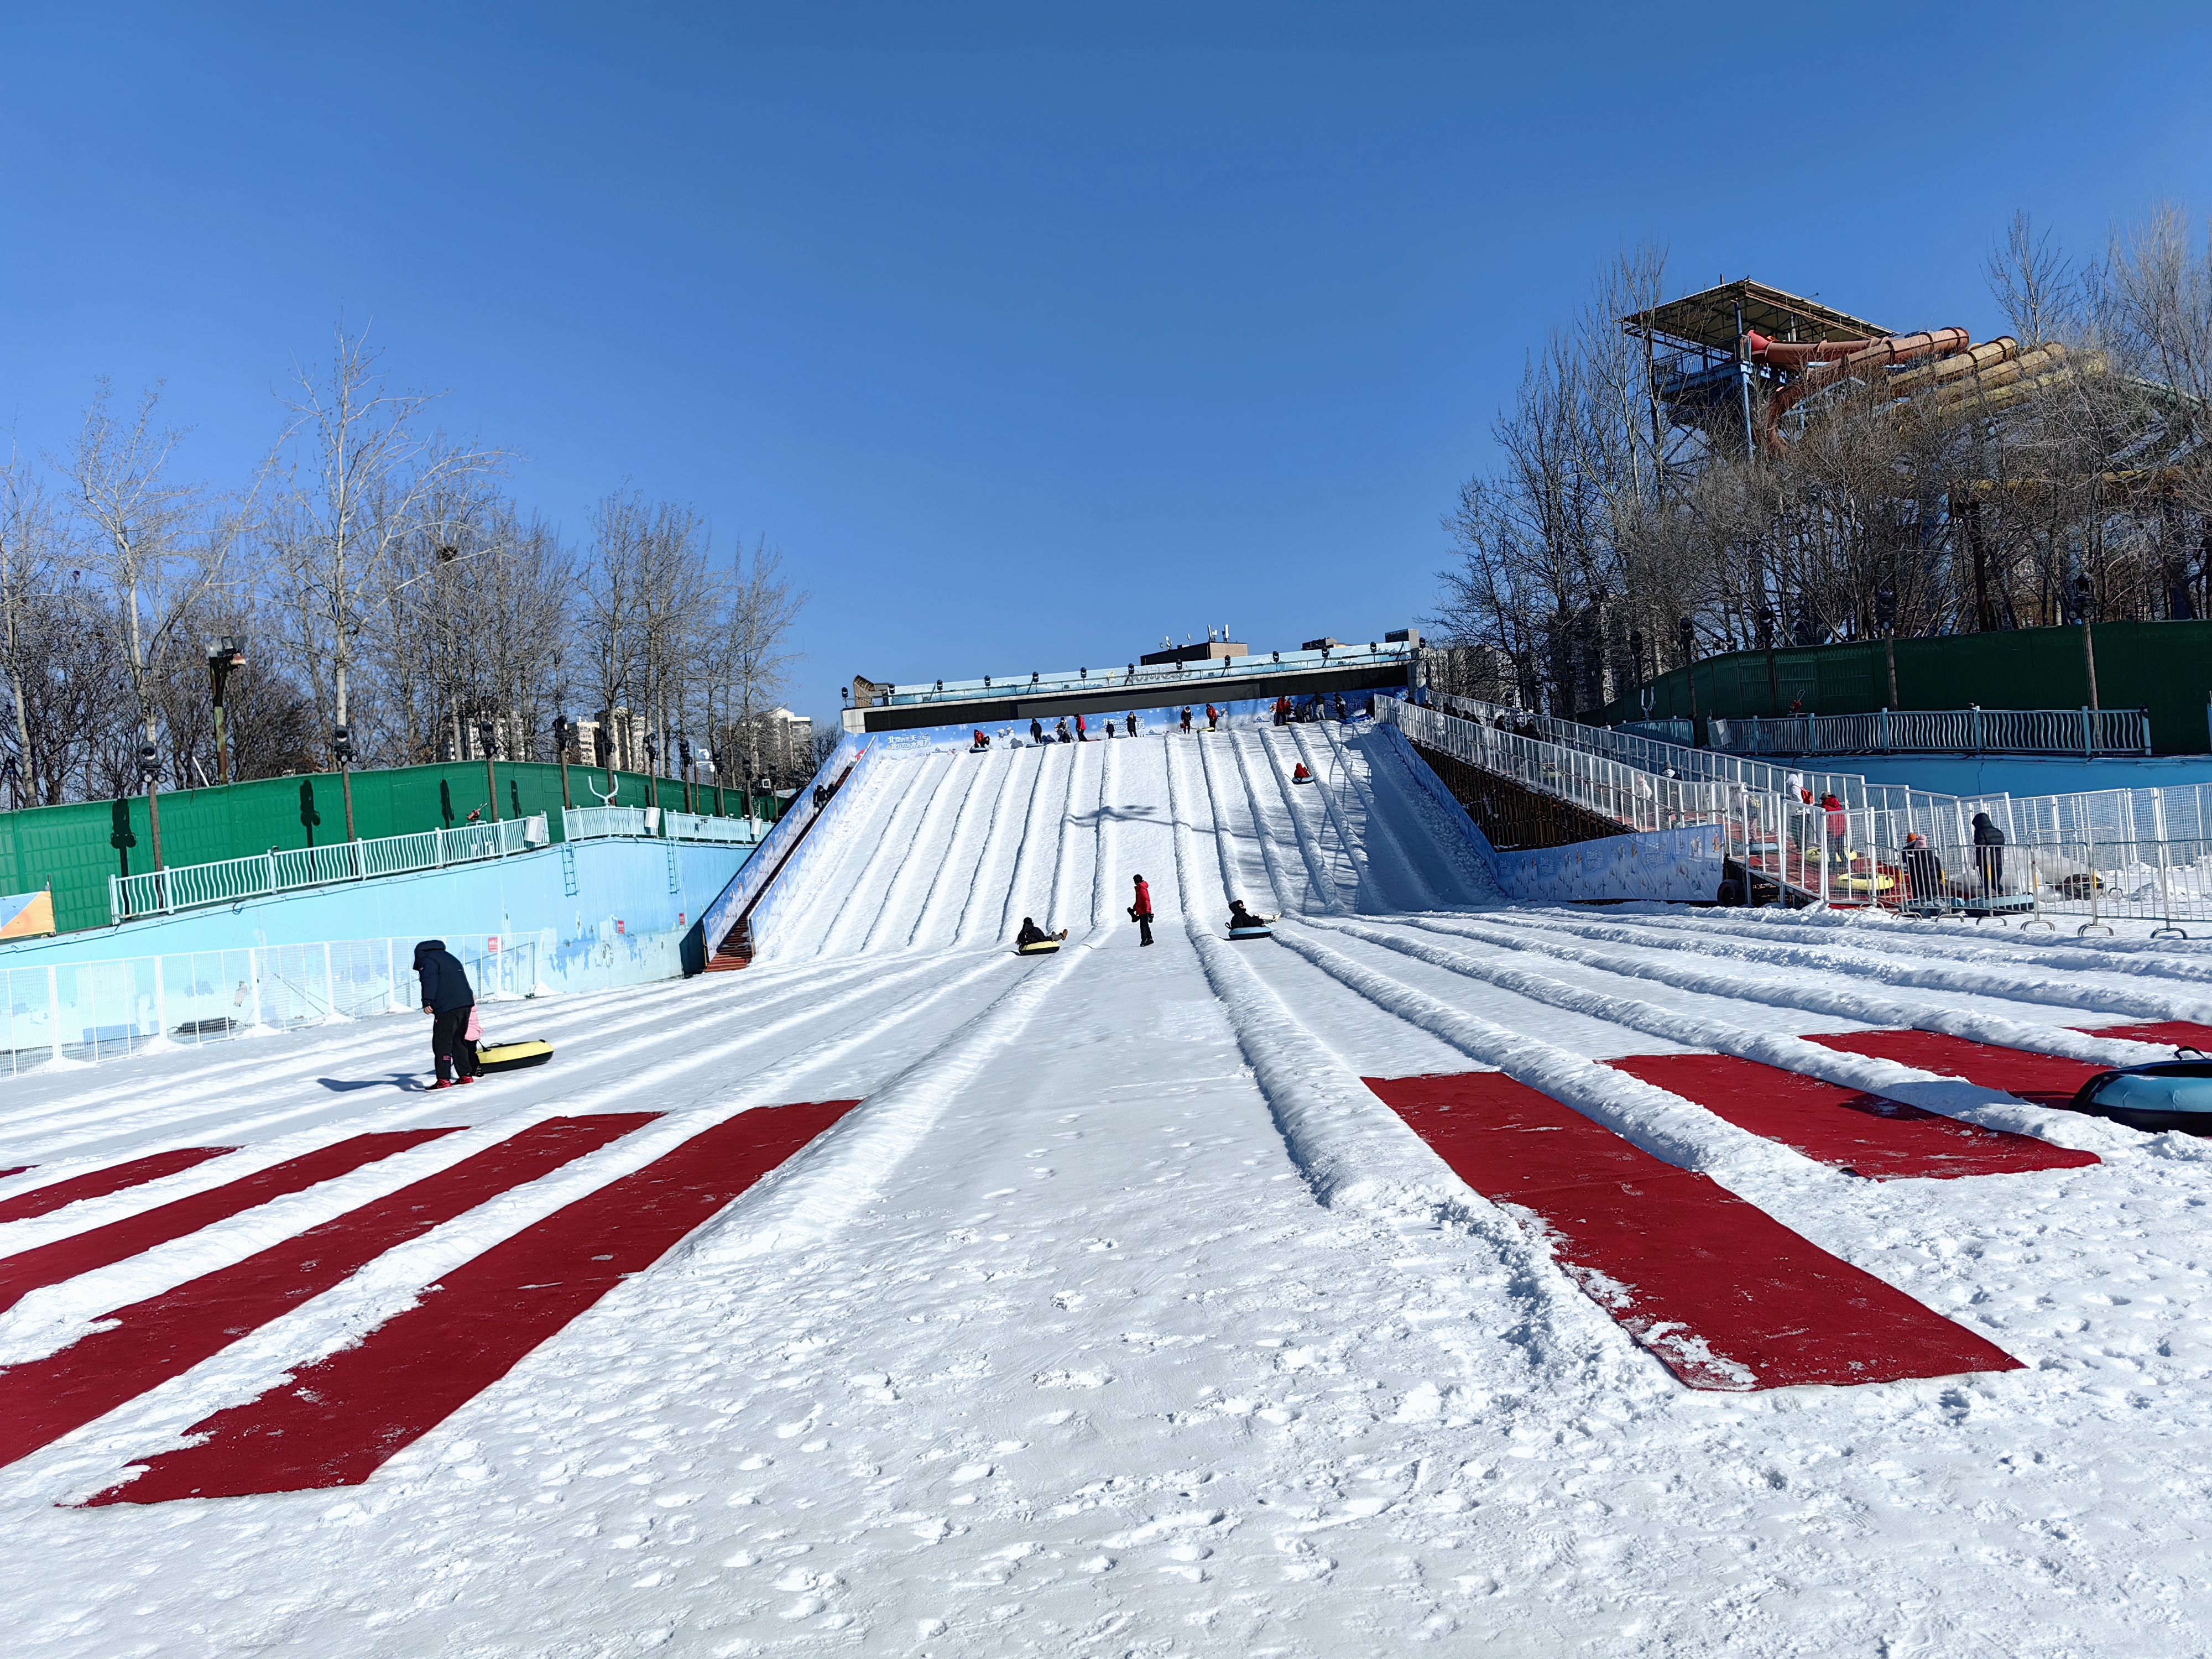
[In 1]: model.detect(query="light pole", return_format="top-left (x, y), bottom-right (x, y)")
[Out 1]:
top-left (476, 719), bottom-right (499, 823)
top-left (137, 738), bottom-right (163, 871)
top-left (207, 635), bottom-right (247, 786)
top-left (553, 714), bottom-right (573, 810)
top-left (332, 722), bottom-right (357, 839)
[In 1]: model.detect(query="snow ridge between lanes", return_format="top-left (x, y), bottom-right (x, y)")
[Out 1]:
top-left (1404, 914), bottom-right (2179, 1068)
top-left (1300, 919), bottom-right (2140, 1155)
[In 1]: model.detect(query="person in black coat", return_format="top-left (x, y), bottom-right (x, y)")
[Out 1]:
top-left (1971, 812), bottom-right (2006, 893)
top-left (1903, 833), bottom-right (1945, 905)
top-left (413, 938), bottom-right (479, 1087)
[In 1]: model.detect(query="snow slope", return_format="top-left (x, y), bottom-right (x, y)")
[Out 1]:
top-left (6, 722), bottom-right (2212, 1657)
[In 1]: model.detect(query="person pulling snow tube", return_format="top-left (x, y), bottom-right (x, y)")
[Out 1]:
top-left (1014, 916), bottom-right (1068, 956)
top-left (476, 1038), bottom-right (555, 1073)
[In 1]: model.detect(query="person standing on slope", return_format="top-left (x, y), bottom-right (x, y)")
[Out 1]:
top-left (413, 938), bottom-right (479, 1088)
top-left (1180, 706), bottom-right (1192, 733)
top-left (1125, 712), bottom-right (1136, 737)
top-left (1075, 712), bottom-right (1088, 742)
top-left (1206, 702), bottom-right (1219, 731)
top-left (1129, 873), bottom-right (1155, 947)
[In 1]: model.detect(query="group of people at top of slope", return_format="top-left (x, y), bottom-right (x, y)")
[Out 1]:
top-left (1006, 713), bottom-right (1142, 748)
top-left (413, 938), bottom-right (480, 1089)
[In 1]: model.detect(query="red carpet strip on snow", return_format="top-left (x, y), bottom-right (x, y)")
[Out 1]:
top-left (0, 1131), bottom-right (453, 1315)
top-left (0, 1115), bottom-right (654, 1471)
top-left (1606, 1053), bottom-right (2097, 1179)
top-left (1803, 1031), bottom-right (2103, 1107)
top-left (0, 1147), bottom-right (237, 1225)
top-left (2076, 1020), bottom-right (2212, 1050)
top-left (0, 1166), bottom-right (33, 1182)
top-left (92, 1100), bottom-right (859, 1503)
top-left (1365, 1072), bottom-right (2020, 1390)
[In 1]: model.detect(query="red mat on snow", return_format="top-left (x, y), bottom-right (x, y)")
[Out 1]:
top-left (90, 1100), bottom-right (858, 1503)
top-left (0, 1165), bottom-right (35, 1183)
top-left (1606, 1053), bottom-right (2097, 1179)
top-left (0, 1146), bottom-right (237, 1226)
top-left (0, 1115), bottom-right (652, 1472)
top-left (1802, 1031), bottom-right (2102, 1107)
top-left (1365, 1072), bottom-right (2020, 1390)
top-left (0, 1131), bottom-right (453, 1316)
top-left (2075, 1020), bottom-right (2212, 1051)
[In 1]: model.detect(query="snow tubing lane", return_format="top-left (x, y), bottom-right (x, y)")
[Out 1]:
top-left (0, 1146), bottom-right (237, 1225)
top-left (1364, 1072), bottom-right (2021, 1390)
top-left (1605, 1053), bottom-right (2099, 1180)
top-left (0, 1131), bottom-right (457, 1316)
top-left (1804, 1031), bottom-right (2104, 1107)
top-left (90, 1098), bottom-right (860, 1503)
top-left (0, 1117), bottom-right (653, 1472)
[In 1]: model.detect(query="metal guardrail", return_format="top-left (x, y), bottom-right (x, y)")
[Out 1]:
top-left (873, 640), bottom-right (1415, 709)
top-left (0, 932), bottom-right (542, 1078)
top-left (661, 810), bottom-right (763, 846)
top-left (1433, 692), bottom-right (1876, 812)
top-left (1711, 707), bottom-right (2152, 757)
top-left (561, 806), bottom-right (658, 841)
top-left (109, 817), bottom-right (545, 925)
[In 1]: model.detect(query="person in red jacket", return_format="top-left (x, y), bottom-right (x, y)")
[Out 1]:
top-left (1129, 874), bottom-right (1155, 947)
top-left (1820, 793), bottom-right (1848, 864)
top-left (1206, 703), bottom-right (1219, 731)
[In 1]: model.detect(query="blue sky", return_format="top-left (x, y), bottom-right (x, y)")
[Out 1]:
top-left (4, 2), bottom-right (2211, 733)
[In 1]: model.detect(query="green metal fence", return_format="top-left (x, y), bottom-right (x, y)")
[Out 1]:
top-left (1586, 620), bottom-right (2212, 757)
top-left (0, 760), bottom-right (776, 938)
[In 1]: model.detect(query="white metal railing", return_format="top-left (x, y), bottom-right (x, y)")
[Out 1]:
top-left (1711, 707), bottom-right (2152, 758)
top-left (561, 806), bottom-right (658, 841)
top-left (0, 932), bottom-right (542, 1078)
top-left (109, 817), bottom-right (545, 925)
top-left (661, 810), bottom-right (762, 845)
top-left (1433, 691), bottom-right (1876, 812)
top-left (1391, 698), bottom-right (1731, 836)
top-left (1394, 696), bottom-right (2212, 922)
top-left (873, 640), bottom-right (1415, 709)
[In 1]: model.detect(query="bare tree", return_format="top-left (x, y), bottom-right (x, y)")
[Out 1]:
top-left (266, 326), bottom-right (499, 764)
top-left (720, 538), bottom-right (806, 786)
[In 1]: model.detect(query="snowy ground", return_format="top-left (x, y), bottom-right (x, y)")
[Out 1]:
top-left (6, 723), bottom-right (2212, 1657)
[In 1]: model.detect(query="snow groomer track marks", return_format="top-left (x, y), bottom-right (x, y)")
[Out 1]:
top-left (6, 719), bottom-right (2211, 1655)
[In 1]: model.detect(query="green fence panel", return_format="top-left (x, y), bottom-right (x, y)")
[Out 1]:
top-left (1587, 620), bottom-right (2212, 754)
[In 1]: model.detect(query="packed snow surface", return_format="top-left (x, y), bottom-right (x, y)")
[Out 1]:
top-left (5, 722), bottom-right (2212, 1656)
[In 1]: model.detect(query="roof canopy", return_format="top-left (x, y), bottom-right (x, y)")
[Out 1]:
top-left (1626, 279), bottom-right (1892, 353)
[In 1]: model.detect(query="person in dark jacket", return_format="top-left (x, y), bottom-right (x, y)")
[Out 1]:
top-left (1015, 916), bottom-right (1067, 948)
top-left (1972, 812), bottom-right (2006, 892)
top-left (1030, 718), bottom-right (1045, 744)
top-left (413, 939), bottom-right (479, 1087)
top-left (1903, 833), bottom-right (1945, 904)
top-left (1125, 712), bottom-right (1136, 737)
top-left (1129, 874), bottom-right (1155, 946)
top-left (1180, 706), bottom-right (1192, 733)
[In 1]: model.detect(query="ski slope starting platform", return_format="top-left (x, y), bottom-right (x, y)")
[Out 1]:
top-left (6, 719), bottom-right (2212, 1656)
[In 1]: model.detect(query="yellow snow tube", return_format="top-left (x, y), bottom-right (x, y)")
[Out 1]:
top-left (1016, 940), bottom-right (1062, 956)
top-left (477, 1039), bottom-right (554, 1072)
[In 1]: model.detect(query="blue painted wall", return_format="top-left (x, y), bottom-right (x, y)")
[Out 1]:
top-left (0, 837), bottom-right (751, 994)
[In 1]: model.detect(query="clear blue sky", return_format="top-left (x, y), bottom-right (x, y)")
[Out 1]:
top-left (4, 2), bottom-right (2210, 734)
